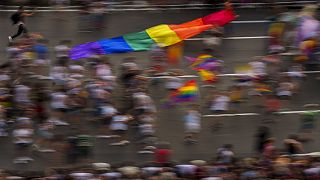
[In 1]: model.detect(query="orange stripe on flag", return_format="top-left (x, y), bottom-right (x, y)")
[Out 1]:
top-left (169, 18), bottom-right (213, 40)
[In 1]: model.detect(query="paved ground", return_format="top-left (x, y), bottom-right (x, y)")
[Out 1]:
top-left (0, 7), bottom-right (320, 171)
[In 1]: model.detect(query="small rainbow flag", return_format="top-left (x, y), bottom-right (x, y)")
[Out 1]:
top-left (255, 84), bottom-right (272, 93)
top-left (198, 69), bottom-right (216, 82)
top-left (171, 80), bottom-right (198, 102)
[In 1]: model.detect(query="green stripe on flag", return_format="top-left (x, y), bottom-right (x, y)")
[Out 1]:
top-left (123, 31), bottom-right (155, 51)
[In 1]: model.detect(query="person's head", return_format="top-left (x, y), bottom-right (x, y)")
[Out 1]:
top-left (265, 138), bottom-right (275, 144)
top-left (18, 6), bottom-right (24, 12)
top-left (289, 134), bottom-right (299, 141)
top-left (224, 144), bottom-right (233, 150)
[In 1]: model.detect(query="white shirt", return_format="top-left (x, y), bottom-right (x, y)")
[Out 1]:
top-left (51, 66), bottom-right (68, 80)
top-left (100, 172), bottom-right (122, 179)
top-left (110, 115), bottom-right (129, 131)
top-left (7, 47), bottom-right (21, 59)
top-left (249, 61), bottom-right (266, 75)
top-left (175, 164), bottom-right (197, 175)
top-left (96, 64), bottom-right (112, 77)
top-left (14, 85), bottom-right (31, 103)
top-left (211, 95), bottom-right (230, 111)
top-left (13, 128), bottom-right (33, 138)
top-left (13, 128), bottom-right (34, 144)
top-left (92, 88), bottom-right (107, 99)
top-left (0, 74), bottom-right (10, 81)
top-left (101, 105), bottom-right (117, 117)
top-left (142, 167), bottom-right (163, 176)
top-left (54, 45), bottom-right (70, 58)
top-left (69, 65), bottom-right (84, 72)
top-left (69, 173), bottom-right (93, 180)
top-left (166, 77), bottom-right (183, 90)
top-left (204, 36), bottom-right (222, 46)
top-left (139, 123), bottom-right (155, 135)
top-left (277, 82), bottom-right (293, 96)
top-left (202, 177), bottom-right (223, 180)
top-left (51, 92), bottom-right (67, 109)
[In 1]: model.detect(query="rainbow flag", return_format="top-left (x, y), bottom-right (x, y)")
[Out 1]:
top-left (198, 69), bottom-right (216, 82)
top-left (70, 9), bottom-right (236, 60)
top-left (185, 55), bottom-right (220, 71)
top-left (255, 84), bottom-right (272, 93)
top-left (171, 80), bottom-right (198, 102)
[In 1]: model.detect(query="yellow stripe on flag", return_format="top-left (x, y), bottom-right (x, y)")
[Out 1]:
top-left (199, 69), bottom-right (215, 81)
top-left (179, 86), bottom-right (197, 92)
top-left (146, 24), bottom-right (182, 47)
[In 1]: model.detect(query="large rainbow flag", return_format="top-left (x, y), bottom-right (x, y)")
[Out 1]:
top-left (70, 8), bottom-right (236, 60)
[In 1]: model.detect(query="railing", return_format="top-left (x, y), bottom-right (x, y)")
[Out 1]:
top-left (0, 0), bottom-right (317, 8)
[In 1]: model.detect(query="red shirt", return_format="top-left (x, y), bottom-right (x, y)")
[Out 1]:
top-left (155, 149), bottom-right (171, 164)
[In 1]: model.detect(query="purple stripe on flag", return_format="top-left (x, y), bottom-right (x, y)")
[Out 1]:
top-left (69, 41), bottom-right (105, 60)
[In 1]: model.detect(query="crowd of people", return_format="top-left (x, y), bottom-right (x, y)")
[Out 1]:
top-left (3, 150), bottom-right (320, 179)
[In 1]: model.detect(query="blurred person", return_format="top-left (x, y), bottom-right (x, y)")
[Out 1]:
top-left (287, 64), bottom-right (305, 92)
top-left (263, 138), bottom-right (277, 160)
top-left (95, 61), bottom-right (112, 78)
top-left (109, 112), bottom-right (133, 146)
top-left (69, 170), bottom-right (94, 180)
top-left (276, 77), bottom-right (295, 110)
top-left (91, 1), bottom-right (105, 30)
top-left (255, 126), bottom-right (271, 154)
top-left (9, 6), bottom-right (35, 41)
top-left (264, 94), bottom-right (281, 114)
top-left (175, 163), bottom-right (198, 178)
top-left (33, 120), bottom-right (55, 152)
top-left (48, 87), bottom-right (69, 126)
top-left (149, 45), bottom-right (167, 78)
top-left (203, 28), bottom-right (223, 56)
top-left (216, 144), bottom-right (235, 164)
top-left (54, 40), bottom-right (71, 65)
top-left (132, 90), bottom-right (156, 117)
top-left (6, 42), bottom-right (21, 60)
top-left (249, 59), bottom-right (266, 77)
top-left (154, 142), bottom-right (171, 166)
top-left (12, 119), bottom-right (34, 160)
top-left (284, 134), bottom-right (304, 155)
top-left (76, 134), bottom-right (94, 164)
top-left (119, 57), bottom-right (140, 88)
top-left (296, 4), bottom-right (319, 63)
top-left (0, 106), bottom-right (8, 137)
top-left (210, 91), bottom-right (230, 131)
top-left (141, 165), bottom-right (163, 178)
top-left (229, 85), bottom-right (243, 112)
top-left (97, 103), bottom-right (118, 135)
top-left (100, 170), bottom-right (122, 180)
top-left (298, 104), bottom-right (320, 142)
top-left (210, 91), bottom-right (230, 113)
top-left (33, 39), bottom-right (49, 60)
top-left (138, 122), bottom-right (157, 150)
top-left (33, 39), bottom-right (50, 75)
top-left (51, 64), bottom-right (68, 85)
top-left (14, 83), bottom-right (31, 106)
top-left (183, 109), bottom-right (201, 143)
top-left (165, 76), bottom-right (183, 91)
